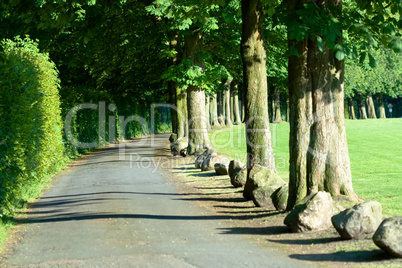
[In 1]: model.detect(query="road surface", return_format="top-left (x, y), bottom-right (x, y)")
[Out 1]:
top-left (2, 134), bottom-right (311, 267)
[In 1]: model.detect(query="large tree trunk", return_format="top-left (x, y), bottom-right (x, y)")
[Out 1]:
top-left (287, 0), bottom-right (357, 210)
top-left (184, 30), bottom-right (211, 155)
top-left (366, 95), bottom-right (377, 119)
top-left (348, 98), bottom-right (356, 120)
top-left (357, 98), bottom-right (367, 119)
top-left (377, 94), bottom-right (386, 119)
top-left (273, 87), bottom-right (282, 122)
top-left (168, 30), bottom-right (181, 135)
top-left (232, 80), bottom-right (241, 124)
top-left (210, 93), bottom-right (220, 126)
top-left (224, 80), bottom-right (232, 126)
top-left (241, 0), bottom-right (276, 176)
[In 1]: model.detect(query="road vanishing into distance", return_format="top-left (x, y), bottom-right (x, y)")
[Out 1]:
top-left (2, 134), bottom-right (311, 267)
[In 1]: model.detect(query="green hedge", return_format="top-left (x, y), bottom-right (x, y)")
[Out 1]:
top-left (0, 37), bottom-right (66, 213)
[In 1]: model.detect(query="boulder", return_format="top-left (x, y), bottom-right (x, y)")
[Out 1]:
top-left (195, 148), bottom-right (218, 169)
top-left (169, 133), bottom-right (178, 143)
top-left (331, 201), bottom-right (382, 239)
top-left (243, 164), bottom-right (285, 201)
top-left (231, 166), bottom-right (247, 188)
top-left (229, 160), bottom-right (245, 179)
top-left (373, 216), bottom-right (402, 258)
top-left (195, 150), bottom-right (209, 169)
top-left (180, 148), bottom-right (187, 157)
top-left (201, 155), bottom-right (227, 172)
top-left (284, 191), bottom-right (337, 233)
top-left (271, 184), bottom-right (289, 211)
top-left (214, 163), bottom-right (229, 175)
top-left (171, 138), bottom-right (187, 156)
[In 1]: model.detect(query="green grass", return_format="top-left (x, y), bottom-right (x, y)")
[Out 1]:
top-left (209, 119), bottom-right (402, 217)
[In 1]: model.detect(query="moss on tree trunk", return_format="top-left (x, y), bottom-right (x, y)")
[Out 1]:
top-left (241, 0), bottom-right (276, 173)
top-left (287, 0), bottom-right (358, 210)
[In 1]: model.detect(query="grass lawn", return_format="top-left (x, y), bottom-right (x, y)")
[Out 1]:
top-left (209, 118), bottom-right (402, 217)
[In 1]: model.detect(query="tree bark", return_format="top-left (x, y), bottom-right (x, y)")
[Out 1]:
top-left (232, 80), bottom-right (241, 124)
top-left (184, 29), bottom-right (212, 155)
top-left (217, 92), bottom-right (225, 125)
top-left (241, 0), bottom-right (276, 175)
top-left (273, 87), bottom-right (282, 122)
top-left (348, 98), bottom-right (356, 120)
top-left (205, 95), bottom-right (211, 130)
top-left (224, 79), bottom-right (232, 126)
top-left (168, 30), bottom-right (181, 135)
top-left (357, 97), bottom-right (367, 119)
top-left (287, 0), bottom-right (357, 210)
top-left (366, 95), bottom-right (377, 119)
top-left (210, 93), bottom-right (220, 126)
top-left (377, 94), bottom-right (386, 119)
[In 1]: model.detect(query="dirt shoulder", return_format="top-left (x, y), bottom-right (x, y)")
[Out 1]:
top-left (156, 144), bottom-right (401, 268)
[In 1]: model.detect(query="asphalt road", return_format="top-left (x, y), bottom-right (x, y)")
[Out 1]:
top-left (2, 134), bottom-right (311, 267)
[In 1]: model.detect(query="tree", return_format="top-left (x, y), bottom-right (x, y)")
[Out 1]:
top-left (286, 0), bottom-right (357, 209)
top-left (241, 0), bottom-right (276, 177)
top-left (285, 0), bottom-right (401, 209)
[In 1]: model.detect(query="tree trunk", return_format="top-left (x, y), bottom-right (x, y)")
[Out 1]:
top-left (232, 80), bottom-right (241, 124)
top-left (224, 79), bottom-right (232, 126)
top-left (241, 83), bottom-right (246, 122)
top-left (377, 94), bottom-right (386, 119)
top-left (273, 87), bottom-right (282, 122)
top-left (217, 92), bottom-right (225, 125)
top-left (287, 0), bottom-right (357, 210)
top-left (184, 29), bottom-right (211, 155)
top-left (366, 95), bottom-right (377, 119)
top-left (357, 98), bottom-right (367, 119)
top-left (205, 95), bottom-right (211, 130)
top-left (348, 98), bottom-right (356, 120)
top-left (210, 93), bottom-right (220, 126)
top-left (241, 0), bottom-right (276, 176)
top-left (168, 30), bottom-right (181, 135)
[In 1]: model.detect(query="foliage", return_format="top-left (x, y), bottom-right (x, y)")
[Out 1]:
top-left (0, 36), bottom-right (66, 213)
top-left (345, 47), bottom-right (402, 98)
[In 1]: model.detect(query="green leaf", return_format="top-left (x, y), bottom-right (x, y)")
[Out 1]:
top-left (359, 52), bottom-right (367, 64)
top-left (368, 53), bottom-right (377, 68)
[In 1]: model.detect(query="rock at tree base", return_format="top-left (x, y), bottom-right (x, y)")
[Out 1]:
top-left (171, 138), bottom-right (187, 156)
top-left (169, 133), bottom-right (178, 143)
top-left (231, 167), bottom-right (247, 188)
top-left (271, 184), bottom-right (289, 211)
top-left (331, 201), bottom-right (382, 239)
top-left (284, 191), bottom-right (338, 233)
top-left (229, 160), bottom-right (245, 179)
top-left (201, 155), bottom-right (228, 172)
top-left (243, 164), bottom-right (285, 201)
top-left (214, 162), bottom-right (229, 175)
top-left (195, 149), bottom-right (216, 169)
top-left (373, 216), bottom-right (402, 258)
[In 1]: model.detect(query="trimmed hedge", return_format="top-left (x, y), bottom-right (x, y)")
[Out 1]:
top-left (0, 37), bottom-right (66, 213)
